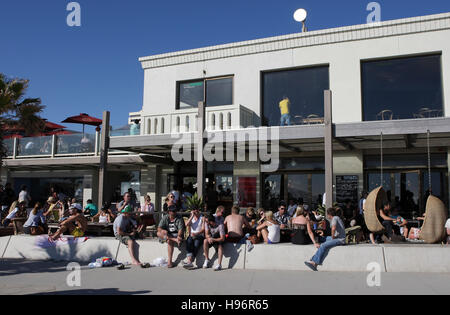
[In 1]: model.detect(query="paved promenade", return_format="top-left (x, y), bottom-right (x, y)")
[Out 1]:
top-left (1, 259), bottom-right (449, 295)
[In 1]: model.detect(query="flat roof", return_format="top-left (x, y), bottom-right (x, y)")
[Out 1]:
top-left (139, 12), bottom-right (450, 69)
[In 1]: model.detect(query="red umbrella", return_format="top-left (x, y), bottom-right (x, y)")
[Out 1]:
top-left (3, 134), bottom-right (23, 139)
top-left (44, 120), bottom-right (66, 131)
top-left (62, 113), bottom-right (102, 136)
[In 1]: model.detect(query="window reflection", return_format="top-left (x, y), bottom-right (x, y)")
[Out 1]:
top-left (362, 54), bottom-right (443, 121)
top-left (178, 77), bottom-right (233, 109)
top-left (262, 66), bottom-right (329, 127)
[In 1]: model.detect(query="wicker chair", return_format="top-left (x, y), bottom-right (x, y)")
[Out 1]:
top-left (419, 195), bottom-right (448, 244)
top-left (363, 187), bottom-right (387, 233)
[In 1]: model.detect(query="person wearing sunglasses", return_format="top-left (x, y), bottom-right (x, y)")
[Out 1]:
top-left (163, 193), bottom-right (179, 213)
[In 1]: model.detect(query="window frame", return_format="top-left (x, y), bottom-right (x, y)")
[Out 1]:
top-left (176, 75), bottom-right (234, 109)
top-left (360, 52), bottom-right (444, 122)
top-left (260, 64), bottom-right (330, 127)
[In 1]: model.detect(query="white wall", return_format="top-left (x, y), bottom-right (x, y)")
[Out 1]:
top-left (141, 29), bottom-right (450, 124)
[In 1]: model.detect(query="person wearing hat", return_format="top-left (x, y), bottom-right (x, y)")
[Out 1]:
top-left (113, 205), bottom-right (148, 267)
top-left (157, 205), bottom-right (186, 268)
top-left (49, 203), bottom-right (87, 241)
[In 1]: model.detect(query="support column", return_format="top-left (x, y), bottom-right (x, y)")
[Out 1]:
top-left (98, 111), bottom-right (110, 208)
top-left (324, 90), bottom-right (334, 209)
top-left (140, 165), bottom-right (162, 211)
top-left (197, 101), bottom-right (206, 200)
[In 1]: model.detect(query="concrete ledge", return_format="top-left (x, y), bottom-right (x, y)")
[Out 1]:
top-left (2, 236), bottom-right (449, 273)
top-left (116, 240), bottom-right (245, 269)
top-left (383, 245), bottom-right (450, 273)
top-left (245, 243), bottom-right (386, 272)
top-left (1, 236), bottom-right (119, 263)
top-left (0, 236), bottom-right (11, 258)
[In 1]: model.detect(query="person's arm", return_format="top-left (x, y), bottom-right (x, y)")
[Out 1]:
top-left (256, 221), bottom-right (267, 231)
top-left (306, 218), bottom-right (319, 247)
top-left (379, 211), bottom-right (394, 221)
top-left (92, 212), bottom-right (100, 222)
top-left (243, 217), bottom-right (251, 229)
top-left (330, 222), bottom-right (337, 239)
top-left (117, 202), bottom-right (127, 212)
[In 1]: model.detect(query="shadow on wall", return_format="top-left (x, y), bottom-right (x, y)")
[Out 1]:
top-left (15, 237), bottom-right (117, 263)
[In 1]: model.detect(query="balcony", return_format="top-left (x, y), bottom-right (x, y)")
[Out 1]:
top-left (4, 133), bottom-right (100, 159)
top-left (123, 104), bottom-right (258, 136)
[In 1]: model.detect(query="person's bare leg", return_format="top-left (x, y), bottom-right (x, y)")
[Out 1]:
top-left (51, 225), bottom-right (67, 241)
top-left (403, 227), bottom-right (409, 238)
top-left (167, 240), bottom-right (174, 267)
top-left (203, 239), bottom-right (210, 261)
top-left (128, 239), bottom-right (141, 265)
top-left (218, 244), bottom-right (223, 266)
top-left (261, 228), bottom-right (269, 243)
top-left (369, 233), bottom-right (376, 245)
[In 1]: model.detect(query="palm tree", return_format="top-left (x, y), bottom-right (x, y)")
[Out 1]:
top-left (0, 73), bottom-right (45, 160)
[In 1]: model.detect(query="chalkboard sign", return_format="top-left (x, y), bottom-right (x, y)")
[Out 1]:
top-left (336, 175), bottom-right (359, 204)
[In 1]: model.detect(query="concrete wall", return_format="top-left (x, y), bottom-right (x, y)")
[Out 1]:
top-left (141, 27), bottom-right (450, 124)
top-left (2, 236), bottom-right (449, 273)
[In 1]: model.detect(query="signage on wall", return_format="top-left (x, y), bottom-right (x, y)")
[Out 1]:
top-left (335, 175), bottom-right (359, 204)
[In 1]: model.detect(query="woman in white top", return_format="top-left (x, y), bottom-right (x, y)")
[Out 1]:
top-left (183, 208), bottom-right (205, 268)
top-left (93, 205), bottom-right (114, 224)
top-left (2, 201), bottom-right (26, 228)
top-left (256, 211), bottom-right (280, 244)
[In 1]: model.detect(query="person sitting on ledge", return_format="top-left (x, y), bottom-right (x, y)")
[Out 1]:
top-left (203, 214), bottom-right (226, 271)
top-left (23, 202), bottom-right (51, 235)
top-left (304, 207), bottom-right (346, 272)
top-left (157, 205), bottom-right (185, 268)
top-left (183, 207), bottom-right (205, 269)
top-left (256, 211), bottom-right (280, 244)
top-left (2, 201), bottom-right (26, 227)
top-left (114, 205), bottom-right (146, 267)
top-left (83, 199), bottom-right (98, 219)
top-left (224, 206), bottom-right (251, 243)
top-left (49, 204), bottom-right (87, 240)
top-left (93, 203), bottom-right (115, 224)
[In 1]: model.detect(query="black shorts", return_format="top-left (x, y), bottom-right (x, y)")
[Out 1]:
top-left (208, 232), bottom-right (224, 248)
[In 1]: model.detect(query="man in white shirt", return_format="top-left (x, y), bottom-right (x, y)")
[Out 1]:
top-left (18, 185), bottom-right (31, 207)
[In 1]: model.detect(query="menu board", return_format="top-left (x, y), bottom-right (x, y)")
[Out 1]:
top-left (336, 175), bottom-right (359, 204)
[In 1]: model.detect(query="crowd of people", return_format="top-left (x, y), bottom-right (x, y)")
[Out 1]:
top-left (1, 183), bottom-right (449, 272)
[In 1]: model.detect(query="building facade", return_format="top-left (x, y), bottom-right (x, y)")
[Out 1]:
top-left (2, 12), bottom-right (450, 218)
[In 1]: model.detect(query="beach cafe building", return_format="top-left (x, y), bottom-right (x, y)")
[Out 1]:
top-left (2, 12), bottom-right (450, 218)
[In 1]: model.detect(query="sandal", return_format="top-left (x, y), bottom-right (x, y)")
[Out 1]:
top-left (141, 263), bottom-right (151, 268)
top-left (117, 264), bottom-right (125, 270)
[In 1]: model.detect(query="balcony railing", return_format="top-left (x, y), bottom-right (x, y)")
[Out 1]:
top-left (4, 132), bottom-right (100, 159)
top-left (121, 104), bottom-right (257, 136)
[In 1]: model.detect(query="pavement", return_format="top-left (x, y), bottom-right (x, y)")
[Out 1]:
top-left (0, 259), bottom-right (449, 295)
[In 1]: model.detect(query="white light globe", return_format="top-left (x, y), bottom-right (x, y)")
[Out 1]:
top-left (293, 9), bottom-right (308, 22)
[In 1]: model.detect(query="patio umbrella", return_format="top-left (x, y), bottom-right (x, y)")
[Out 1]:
top-left (61, 113), bottom-right (102, 136)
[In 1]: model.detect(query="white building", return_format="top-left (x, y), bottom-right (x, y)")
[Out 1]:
top-left (3, 12), bottom-right (450, 217)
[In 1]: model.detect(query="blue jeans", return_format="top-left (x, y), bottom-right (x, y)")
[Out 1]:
top-left (280, 114), bottom-right (291, 126)
top-left (311, 236), bottom-right (345, 265)
top-left (186, 236), bottom-right (205, 259)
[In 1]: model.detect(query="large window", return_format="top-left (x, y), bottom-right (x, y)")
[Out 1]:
top-left (177, 77), bottom-right (233, 109)
top-left (262, 66), bottom-right (329, 127)
top-left (362, 54), bottom-right (443, 121)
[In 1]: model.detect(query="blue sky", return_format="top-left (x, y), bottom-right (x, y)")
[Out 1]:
top-left (1, 0), bottom-right (449, 131)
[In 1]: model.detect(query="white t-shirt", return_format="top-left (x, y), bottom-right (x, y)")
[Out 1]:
top-left (267, 221), bottom-right (280, 244)
top-left (445, 219), bottom-right (450, 230)
top-left (18, 190), bottom-right (29, 205)
top-left (6, 208), bottom-right (19, 220)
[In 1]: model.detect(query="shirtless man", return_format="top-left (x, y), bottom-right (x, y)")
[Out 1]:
top-left (50, 204), bottom-right (87, 240)
top-left (224, 206), bottom-right (251, 243)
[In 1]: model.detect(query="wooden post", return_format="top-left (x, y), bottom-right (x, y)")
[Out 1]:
top-left (197, 101), bottom-right (206, 200)
top-left (98, 111), bottom-right (110, 208)
top-left (324, 90), bottom-right (334, 209)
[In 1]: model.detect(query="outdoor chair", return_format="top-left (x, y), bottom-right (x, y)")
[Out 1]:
top-left (12, 217), bottom-right (27, 235)
top-left (376, 110), bottom-right (393, 121)
top-left (345, 225), bottom-right (362, 244)
top-left (419, 195), bottom-right (448, 244)
top-left (364, 186), bottom-right (387, 233)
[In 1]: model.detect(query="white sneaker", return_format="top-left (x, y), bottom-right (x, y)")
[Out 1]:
top-left (214, 264), bottom-right (222, 271)
top-left (203, 260), bottom-right (209, 269)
